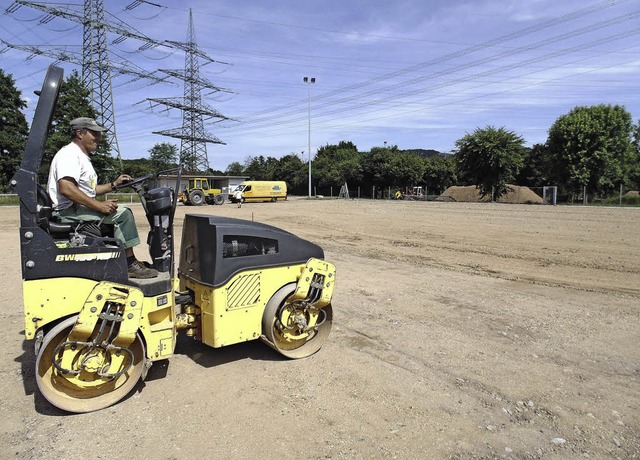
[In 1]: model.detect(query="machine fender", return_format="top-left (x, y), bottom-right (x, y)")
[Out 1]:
top-left (289, 258), bottom-right (336, 308)
top-left (24, 278), bottom-right (102, 340)
top-left (68, 282), bottom-right (145, 348)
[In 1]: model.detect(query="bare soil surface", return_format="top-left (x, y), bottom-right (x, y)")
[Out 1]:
top-left (1, 199), bottom-right (639, 459)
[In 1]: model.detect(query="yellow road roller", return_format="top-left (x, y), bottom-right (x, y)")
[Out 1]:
top-left (13, 66), bottom-right (335, 413)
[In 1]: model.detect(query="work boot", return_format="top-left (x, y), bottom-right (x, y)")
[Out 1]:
top-left (128, 260), bottom-right (158, 279)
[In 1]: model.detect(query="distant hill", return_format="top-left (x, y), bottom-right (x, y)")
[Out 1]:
top-left (400, 148), bottom-right (450, 158)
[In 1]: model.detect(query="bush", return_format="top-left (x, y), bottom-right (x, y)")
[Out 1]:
top-left (0, 195), bottom-right (18, 206)
top-left (599, 194), bottom-right (640, 206)
top-left (0, 192), bottom-right (141, 206)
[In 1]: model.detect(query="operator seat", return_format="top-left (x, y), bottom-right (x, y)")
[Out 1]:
top-left (36, 183), bottom-right (112, 239)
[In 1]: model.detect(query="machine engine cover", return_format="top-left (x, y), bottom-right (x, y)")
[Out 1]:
top-left (178, 214), bottom-right (324, 288)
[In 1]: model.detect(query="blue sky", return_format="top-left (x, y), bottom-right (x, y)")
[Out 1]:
top-left (1, 0), bottom-right (639, 170)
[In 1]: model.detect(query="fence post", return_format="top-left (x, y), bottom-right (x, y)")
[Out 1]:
top-left (620, 184), bottom-right (623, 206)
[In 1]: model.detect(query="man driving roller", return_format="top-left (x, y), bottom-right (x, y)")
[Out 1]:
top-left (47, 117), bottom-right (158, 279)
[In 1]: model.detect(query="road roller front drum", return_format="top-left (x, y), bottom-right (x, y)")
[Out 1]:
top-left (261, 283), bottom-right (333, 359)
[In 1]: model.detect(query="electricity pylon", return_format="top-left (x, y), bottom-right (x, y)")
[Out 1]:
top-left (81, 0), bottom-right (119, 159)
top-left (8, 1), bottom-right (232, 170)
top-left (150, 9), bottom-right (232, 173)
top-left (9, 0), bottom-right (169, 160)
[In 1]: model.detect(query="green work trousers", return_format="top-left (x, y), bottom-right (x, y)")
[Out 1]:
top-left (55, 205), bottom-right (141, 249)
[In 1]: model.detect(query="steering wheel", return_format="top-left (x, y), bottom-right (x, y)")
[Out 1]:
top-left (113, 174), bottom-right (154, 191)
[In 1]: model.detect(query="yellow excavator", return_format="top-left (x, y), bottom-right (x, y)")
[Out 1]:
top-left (12, 65), bottom-right (335, 413)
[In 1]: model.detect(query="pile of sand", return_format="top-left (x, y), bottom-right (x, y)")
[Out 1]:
top-left (624, 191), bottom-right (639, 197)
top-left (437, 184), bottom-right (543, 204)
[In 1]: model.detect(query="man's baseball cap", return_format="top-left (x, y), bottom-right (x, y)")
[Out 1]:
top-left (70, 117), bottom-right (108, 132)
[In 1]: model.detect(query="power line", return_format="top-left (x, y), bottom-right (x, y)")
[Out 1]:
top-left (227, 0), bottom-right (629, 124)
top-left (4, 0), bottom-right (637, 164)
top-left (216, 8), bottom-right (640, 135)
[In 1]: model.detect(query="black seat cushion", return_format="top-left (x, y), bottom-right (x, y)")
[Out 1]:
top-left (36, 184), bottom-right (112, 238)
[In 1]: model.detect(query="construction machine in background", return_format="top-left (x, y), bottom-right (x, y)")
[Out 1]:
top-left (13, 65), bottom-right (336, 413)
top-left (178, 177), bottom-right (226, 205)
top-left (401, 186), bottom-right (425, 200)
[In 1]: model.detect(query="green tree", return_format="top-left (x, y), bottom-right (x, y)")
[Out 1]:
top-left (149, 142), bottom-right (178, 171)
top-left (389, 152), bottom-right (425, 190)
top-left (243, 155), bottom-right (268, 180)
top-left (121, 158), bottom-right (153, 177)
top-left (313, 141), bottom-right (362, 193)
top-left (422, 155), bottom-right (457, 194)
top-left (515, 144), bottom-right (551, 187)
top-left (455, 125), bottom-right (525, 199)
top-left (628, 120), bottom-right (640, 190)
top-left (361, 146), bottom-right (396, 196)
top-left (41, 70), bottom-right (118, 181)
top-left (264, 156), bottom-right (280, 180)
top-left (225, 161), bottom-right (245, 176)
top-left (546, 104), bottom-right (635, 197)
top-left (244, 155), bottom-right (281, 180)
top-left (274, 154), bottom-right (306, 194)
top-left (0, 69), bottom-right (28, 192)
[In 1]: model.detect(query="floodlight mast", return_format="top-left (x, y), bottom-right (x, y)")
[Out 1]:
top-left (303, 76), bottom-right (315, 198)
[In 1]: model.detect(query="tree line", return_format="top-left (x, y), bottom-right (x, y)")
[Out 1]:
top-left (1, 68), bottom-right (638, 201)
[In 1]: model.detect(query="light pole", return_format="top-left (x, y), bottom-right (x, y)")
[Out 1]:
top-left (303, 76), bottom-right (315, 197)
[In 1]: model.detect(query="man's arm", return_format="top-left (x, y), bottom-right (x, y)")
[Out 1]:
top-left (58, 177), bottom-right (116, 215)
top-left (95, 174), bottom-right (133, 196)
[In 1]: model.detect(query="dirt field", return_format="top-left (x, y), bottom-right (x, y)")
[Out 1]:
top-left (1, 198), bottom-right (639, 459)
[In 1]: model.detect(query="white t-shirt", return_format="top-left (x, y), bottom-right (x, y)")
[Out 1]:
top-left (47, 142), bottom-right (97, 210)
